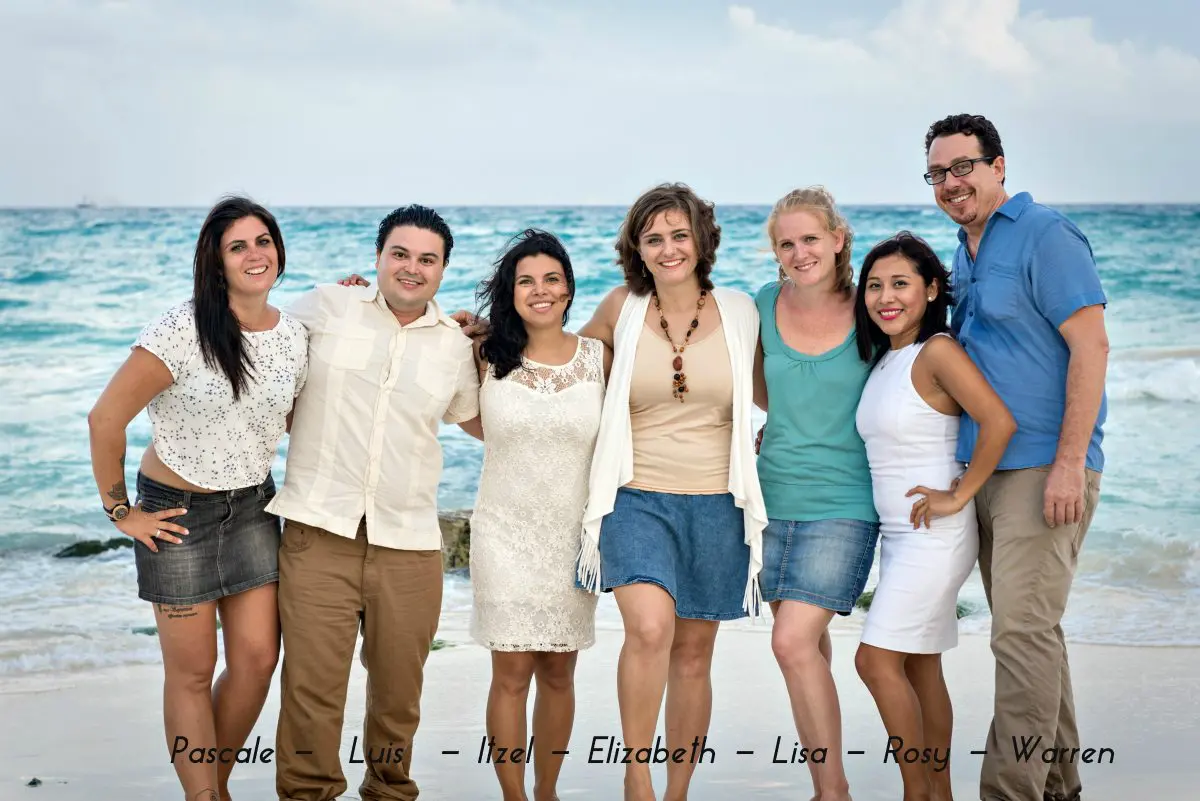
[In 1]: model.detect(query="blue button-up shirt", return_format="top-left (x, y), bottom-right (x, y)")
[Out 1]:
top-left (950, 192), bottom-right (1107, 472)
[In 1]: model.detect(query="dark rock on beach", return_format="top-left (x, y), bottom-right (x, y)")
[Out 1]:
top-left (54, 537), bottom-right (132, 558)
top-left (438, 510), bottom-right (471, 570)
top-left (856, 588), bottom-right (975, 620)
top-left (55, 511), bottom-right (475, 570)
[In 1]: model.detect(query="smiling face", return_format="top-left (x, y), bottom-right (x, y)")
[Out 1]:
top-left (220, 216), bottom-right (279, 298)
top-left (772, 209), bottom-right (844, 289)
top-left (927, 132), bottom-right (1007, 231)
top-left (513, 253), bottom-right (571, 331)
top-left (864, 252), bottom-right (937, 347)
top-left (375, 224), bottom-right (446, 316)
top-left (638, 209), bottom-right (698, 290)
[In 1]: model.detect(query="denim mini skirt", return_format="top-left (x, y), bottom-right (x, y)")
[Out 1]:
top-left (759, 517), bottom-right (880, 614)
top-left (597, 487), bottom-right (750, 621)
top-left (133, 470), bottom-right (282, 605)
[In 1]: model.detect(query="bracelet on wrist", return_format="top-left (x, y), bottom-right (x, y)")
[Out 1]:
top-left (105, 501), bottom-right (131, 522)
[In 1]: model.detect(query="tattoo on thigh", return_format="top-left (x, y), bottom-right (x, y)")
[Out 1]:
top-left (156, 604), bottom-right (198, 620)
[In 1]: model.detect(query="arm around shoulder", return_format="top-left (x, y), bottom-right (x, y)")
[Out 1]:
top-left (576, 286), bottom-right (629, 349)
top-left (923, 335), bottom-right (1016, 501)
top-left (284, 286), bottom-right (331, 332)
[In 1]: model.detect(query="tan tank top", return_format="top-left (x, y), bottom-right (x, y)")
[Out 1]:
top-left (627, 323), bottom-right (733, 494)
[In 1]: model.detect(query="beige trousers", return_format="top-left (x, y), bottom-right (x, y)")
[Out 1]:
top-left (976, 466), bottom-right (1102, 801)
top-left (275, 519), bottom-right (443, 801)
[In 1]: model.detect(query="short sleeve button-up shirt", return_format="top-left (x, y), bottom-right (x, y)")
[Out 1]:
top-left (266, 284), bottom-right (480, 550)
top-left (950, 192), bottom-right (1107, 472)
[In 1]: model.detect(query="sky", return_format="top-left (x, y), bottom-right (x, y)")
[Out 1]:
top-left (1, 0), bottom-right (1197, 207)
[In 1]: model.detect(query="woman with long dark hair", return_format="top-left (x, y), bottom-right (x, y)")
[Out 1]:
top-left (464, 228), bottom-right (610, 801)
top-left (87, 196), bottom-right (308, 801)
top-left (852, 231), bottom-right (1015, 801)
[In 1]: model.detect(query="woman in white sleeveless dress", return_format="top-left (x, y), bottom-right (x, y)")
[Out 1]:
top-left (468, 229), bottom-right (610, 801)
top-left (852, 232), bottom-right (1016, 801)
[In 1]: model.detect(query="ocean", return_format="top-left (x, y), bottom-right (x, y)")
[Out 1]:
top-left (1, 203), bottom-right (1196, 678)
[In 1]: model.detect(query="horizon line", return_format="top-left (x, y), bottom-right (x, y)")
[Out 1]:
top-left (4, 200), bottom-right (1200, 211)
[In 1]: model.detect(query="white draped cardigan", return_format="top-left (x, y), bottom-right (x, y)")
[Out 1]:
top-left (576, 287), bottom-right (768, 618)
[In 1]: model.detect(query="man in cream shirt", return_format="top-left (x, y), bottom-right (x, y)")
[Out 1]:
top-left (268, 205), bottom-right (480, 801)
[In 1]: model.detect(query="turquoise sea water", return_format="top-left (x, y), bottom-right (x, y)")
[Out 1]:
top-left (0, 204), bottom-right (1197, 676)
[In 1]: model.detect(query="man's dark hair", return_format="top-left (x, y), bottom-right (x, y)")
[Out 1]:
top-left (375, 204), bottom-right (454, 264)
top-left (924, 113), bottom-right (1005, 160)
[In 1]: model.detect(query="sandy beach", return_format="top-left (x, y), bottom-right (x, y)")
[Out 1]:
top-left (2, 625), bottom-right (1197, 801)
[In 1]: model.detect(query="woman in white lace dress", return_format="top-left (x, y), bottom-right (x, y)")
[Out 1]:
top-left (468, 229), bottom-right (611, 801)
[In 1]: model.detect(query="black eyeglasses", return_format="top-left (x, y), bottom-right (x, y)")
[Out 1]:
top-left (924, 157), bottom-right (995, 185)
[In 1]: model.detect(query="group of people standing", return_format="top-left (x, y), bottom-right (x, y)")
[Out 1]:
top-left (87, 111), bottom-right (1108, 801)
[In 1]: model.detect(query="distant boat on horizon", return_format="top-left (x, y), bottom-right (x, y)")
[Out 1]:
top-left (75, 197), bottom-right (97, 209)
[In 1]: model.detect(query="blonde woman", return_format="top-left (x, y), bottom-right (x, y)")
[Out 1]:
top-left (752, 187), bottom-right (879, 801)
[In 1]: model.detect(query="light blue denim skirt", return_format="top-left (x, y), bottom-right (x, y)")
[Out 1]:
top-left (597, 487), bottom-right (749, 621)
top-left (759, 517), bottom-right (880, 615)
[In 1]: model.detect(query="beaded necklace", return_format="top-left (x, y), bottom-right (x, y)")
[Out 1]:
top-left (651, 288), bottom-right (707, 402)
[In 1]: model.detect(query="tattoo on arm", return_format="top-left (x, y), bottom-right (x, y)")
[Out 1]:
top-left (107, 453), bottom-right (128, 502)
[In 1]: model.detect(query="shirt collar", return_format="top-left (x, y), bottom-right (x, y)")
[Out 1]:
top-left (956, 191), bottom-right (1034, 244)
top-left (368, 286), bottom-right (459, 330)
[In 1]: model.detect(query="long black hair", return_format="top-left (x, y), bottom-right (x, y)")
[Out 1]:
top-left (192, 196), bottom-right (286, 400)
top-left (476, 229), bottom-right (576, 380)
top-left (854, 230), bottom-right (954, 365)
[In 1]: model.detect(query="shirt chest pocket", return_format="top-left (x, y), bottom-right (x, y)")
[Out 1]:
top-left (412, 348), bottom-right (457, 407)
top-left (324, 324), bottom-right (376, 371)
top-left (979, 261), bottom-right (1025, 321)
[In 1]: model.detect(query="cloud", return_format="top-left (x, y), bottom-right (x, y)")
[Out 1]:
top-left (0, 0), bottom-right (1196, 205)
top-left (725, 0), bottom-right (1200, 122)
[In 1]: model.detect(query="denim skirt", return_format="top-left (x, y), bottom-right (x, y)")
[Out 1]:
top-left (133, 471), bottom-right (282, 605)
top-left (597, 487), bottom-right (750, 621)
top-left (759, 517), bottom-right (880, 615)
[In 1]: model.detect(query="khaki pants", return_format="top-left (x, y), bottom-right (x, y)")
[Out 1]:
top-left (275, 519), bottom-right (443, 801)
top-left (976, 467), bottom-right (1101, 801)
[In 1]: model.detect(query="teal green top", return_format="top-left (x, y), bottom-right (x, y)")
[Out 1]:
top-left (754, 281), bottom-right (877, 523)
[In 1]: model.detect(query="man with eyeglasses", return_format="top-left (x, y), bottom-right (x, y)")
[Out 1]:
top-left (923, 113), bottom-right (1109, 801)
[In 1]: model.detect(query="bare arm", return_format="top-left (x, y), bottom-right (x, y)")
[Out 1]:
top-left (576, 286), bottom-right (628, 350)
top-left (455, 339), bottom-right (487, 442)
top-left (87, 348), bottom-right (189, 550)
top-left (908, 336), bottom-right (1017, 528)
top-left (1055, 305), bottom-right (1108, 468)
top-left (752, 336), bottom-right (768, 411)
top-left (1045, 304), bottom-right (1109, 525)
top-left (457, 415), bottom-right (484, 441)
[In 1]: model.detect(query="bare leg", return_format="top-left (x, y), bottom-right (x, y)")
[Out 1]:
top-left (531, 651), bottom-right (578, 801)
top-left (663, 618), bottom-right (719, 801)
top-left (855, 644), bottom-right (931, 801)
top-left (905, 654), bottom-right (954, 801)
top-left (771, 600), bottom-right (851, 801)
top-left (613, 583), bottom-right (677, 801)
top-left (154, 602), bottom-right (220, 801)
top-left (210, 584), bottom-right (279, 801)
top-left (488, 651), bottom-right (537, 801)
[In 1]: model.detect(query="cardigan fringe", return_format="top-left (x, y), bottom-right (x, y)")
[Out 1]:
top-left (576, 287), bottom-right (769, 620)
